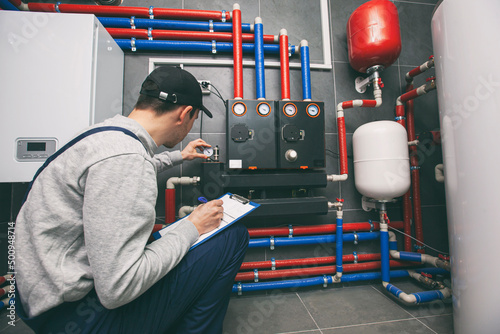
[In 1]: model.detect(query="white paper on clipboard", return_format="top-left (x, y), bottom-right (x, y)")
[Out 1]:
top-left (153, 193), bottom-right (259, 250)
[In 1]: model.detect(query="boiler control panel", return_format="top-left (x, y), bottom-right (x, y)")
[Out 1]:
top-left (226, 100), bottom-right (325, 170)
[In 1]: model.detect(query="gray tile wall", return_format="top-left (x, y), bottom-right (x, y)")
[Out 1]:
top-left (1, 0), bottom-right (449, 274)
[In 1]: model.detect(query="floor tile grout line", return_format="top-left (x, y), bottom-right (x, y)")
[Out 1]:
top-left (370, 284), bottom-right (419, 319)
top-left (295, 292), bottom-right (323, 334)
top-left (318, 316), bottom-right (434, 331)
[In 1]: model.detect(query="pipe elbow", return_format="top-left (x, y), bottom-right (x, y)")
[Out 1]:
top-left (167, 176), bottom-right (200, 189)
top-left (333, 272), bottom-right (342, 282)
top-left (435, 164), bottom-right (445, 183)
top-left (178, 205), bottom-right (197, 218)
top-left (327, 174), bottom-right (348, 182)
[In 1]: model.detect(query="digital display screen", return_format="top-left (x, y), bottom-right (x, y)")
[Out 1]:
top-left (27, 142), bottom-right (46, 152)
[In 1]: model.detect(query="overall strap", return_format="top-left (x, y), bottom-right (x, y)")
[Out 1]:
top-left (22, 126), bottom-right (142, 205)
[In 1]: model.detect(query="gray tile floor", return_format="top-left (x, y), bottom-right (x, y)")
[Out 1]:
top-left (0, 279), bottom-right (453, 333)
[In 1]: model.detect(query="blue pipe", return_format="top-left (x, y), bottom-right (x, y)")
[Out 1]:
top-left (0, 0), bottom-right (19, 10)
top-left (115, 39), bottom-right (286, 54)
top-left (385, 283), bottom-right (446, 304)
top-left (97, 17), bottom-right (251, 32)
top-left (254, 20), bottom-right (265, 99)
top-left (232, 268), bottom-right (448, 293)
top-left (300, 43), bottom-right (312, 100)
top-left (248, 232), bottom-right (380, 248)
top-left (399, 251), bottom-right (422, 262)
top-left (336, 217), bottom-right (343, 275)
top-left (380, 229), bottom-right (390, 283)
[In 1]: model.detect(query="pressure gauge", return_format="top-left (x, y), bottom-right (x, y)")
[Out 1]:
top-left (306, 103), bottom-right (320, 117)
top-left (257, 102), bottom-right (271, 116)
top-left (232, 102), bottom-right (246, 116)
top-left (283, 103), bottom-right (297, 117)
top-left (203, 147), bottom-right (214, 158)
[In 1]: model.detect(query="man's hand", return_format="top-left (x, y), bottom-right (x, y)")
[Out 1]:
top-left (188, 199), bottom-right (224, 235)
top-left (181, 139), bottom-right (211, 160)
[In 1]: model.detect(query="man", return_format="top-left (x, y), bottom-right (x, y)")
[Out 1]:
top-left (15, 66), bottom-right (249, 333)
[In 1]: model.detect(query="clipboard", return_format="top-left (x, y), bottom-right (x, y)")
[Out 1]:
top-left (153, 193), bottom-right (259, 250)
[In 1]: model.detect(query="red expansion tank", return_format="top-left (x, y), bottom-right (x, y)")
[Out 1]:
top-left (347, 0), bottom-right (401, 73)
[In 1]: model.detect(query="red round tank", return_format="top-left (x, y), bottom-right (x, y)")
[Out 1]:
top-left (347, 0), bottom-right (401, 73)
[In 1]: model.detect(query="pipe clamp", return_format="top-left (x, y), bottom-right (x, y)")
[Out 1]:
top-left (131, 38), bottom-right (136, 52)
top-left (353, 232), bottom-right (359, 245)
top-left (254, 269), bottom-right (259, 282)
top-left (147, 28), bottom-right (153, 40)
top-left (237, 282), bottom-right (242, 296)
top-left (270, 236), bottom-right (275, 250)
top-left (221, 10), bottom-right (226, 22)
top-left (353, 251), bottom-right (358, 264)
top-left (149, 6), bottom-right (154, 19)
top-left (130, 16), bottom-right (136, 29)
top-left (55, 2), bottom-right (61, 13)
top-left (209, 20), bottom-right (214, 32)
top-left (271, 257), bottom-right (276, 270)
top-left (410, 166), bottom-right (421, 170)
top-left (368, 219), bottom-right (374, 232)
top-left (288, 225), bottom-right (293, 238)
top-left (394, 116), bottom-right (406, 121)
top-left (211, 40), bottom-right (217, 54)
top-left (323, 275), bottom-right (328, 287)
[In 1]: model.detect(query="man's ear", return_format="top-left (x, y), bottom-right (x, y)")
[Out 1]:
top-left (177, 105), bottom-right (193, 124)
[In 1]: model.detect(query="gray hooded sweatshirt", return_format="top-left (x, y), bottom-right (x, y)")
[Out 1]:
top-left (15, 115), bottom-right (199, 318)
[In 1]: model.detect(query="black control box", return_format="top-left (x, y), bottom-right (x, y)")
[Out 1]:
top-left (226, 99), bottom-right (278, 169)
top-left (276, 100), bottom-right (325, 169)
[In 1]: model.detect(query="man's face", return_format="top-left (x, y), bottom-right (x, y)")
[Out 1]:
top-left (163, 107), bottom-right (199, 148)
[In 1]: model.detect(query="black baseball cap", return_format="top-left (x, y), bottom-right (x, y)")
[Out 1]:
top-left (140, 66), bottom-right (213, 118)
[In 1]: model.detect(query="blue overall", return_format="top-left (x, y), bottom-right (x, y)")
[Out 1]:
top-left (17, 127), bottom-right (249, 333)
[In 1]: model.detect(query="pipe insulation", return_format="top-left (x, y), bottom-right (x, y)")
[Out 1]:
top-left (300, 40), bottom-right (312, 101)
top-left (27, 2), bottom-right (232, 21)
top-left (114, 39), bottom-right (289, 54)
top-left (232, 3), bottom-right (243, 99)
top-left (233, 268), bottom-right (448, 294)
top-left (106, 28), bottom-right (276, 43)
top-left (247, 221), bottom-right (404, 237)
top-left (0, 0), bottom-right (18, 10)
top-left (236, 260), bottom-right (413, 282)
top-left (279, 29), bottom-right (291, 100)
top-left (239, 253), bottom-right (383, 271)
top-left (248, 232), bottom-right (380, 248)
top-left (98, 17), bottom-right (252, 33)
top-left (254, 17), bottom-right (266, 100)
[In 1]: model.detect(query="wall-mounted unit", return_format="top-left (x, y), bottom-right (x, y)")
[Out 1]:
top-left (0, 11), bottom-right (124, 182)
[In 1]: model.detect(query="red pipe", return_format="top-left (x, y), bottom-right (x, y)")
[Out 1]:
top-left (106, 28), bottom-right (276, 44)
top-left (395, 103), bottom-right (412, 252)
top-left (240, 253), bottom-right (382, 271)
top-left (337, 116), bottom-right (348, 175)
top-left (8, 0), bottom-right (21, 6)
top-left (232, 4), bottom-right (243, 99)
top-left (405, 84), bottom-right (425, 253)
top-left (400, 88), bottom-right (420, 103)
top-left (235, 260), bottom-right (413, 282)
top-left (165, 188), bottom-right (176, 224)
top-left (279, 29), bottom-right (291, 100)
top-left (247, 221), bottom-right (404, 238)
top-left (402, 192), bottom-right (413, 251)
top-left (27, 3), bottom-right (232, 21)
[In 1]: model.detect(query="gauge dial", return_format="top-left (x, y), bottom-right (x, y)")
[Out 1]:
top-left (283, 103), bottom-right (297, 117)
top-left (306, 104), bottom-right (320, 117)
top-left (232, 102), bottom-right (246, 116)
top-left (257, 102), bottom-right (271, 116)
top-left (203, 147), bottom-right (214, 157)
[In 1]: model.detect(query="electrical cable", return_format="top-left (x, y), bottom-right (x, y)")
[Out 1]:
top-left (388, 225), bottom-right (449, 255)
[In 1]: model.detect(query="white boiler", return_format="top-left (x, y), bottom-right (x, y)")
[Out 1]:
top-left (432, 0), bottom-right (500, 333)
top-left (0, 11), bottom-right (124, 182)
top-left (353, 121), bottom-right (410, 201)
